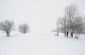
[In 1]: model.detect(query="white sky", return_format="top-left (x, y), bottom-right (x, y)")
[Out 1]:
top-left (0, 0), bottom-right (85, 33)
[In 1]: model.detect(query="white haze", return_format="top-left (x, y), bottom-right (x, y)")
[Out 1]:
top-left (0, 0), bottom-right (85, 33)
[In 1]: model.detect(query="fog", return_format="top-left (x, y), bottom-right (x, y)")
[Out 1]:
top-left (0, 0), bottom-right (85, 33)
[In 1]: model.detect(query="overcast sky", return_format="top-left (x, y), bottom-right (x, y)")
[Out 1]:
top-left (0, 0), bottom-right (85, 33)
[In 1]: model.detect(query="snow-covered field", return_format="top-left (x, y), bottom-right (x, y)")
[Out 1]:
top-left (0, 32), bottom-right (85, 55)
top-left (0, 0), bottom-right (85, 55)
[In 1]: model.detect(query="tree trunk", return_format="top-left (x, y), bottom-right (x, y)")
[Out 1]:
top-left (66, 31), bottom-right (68, 37)
top-left (56, 33), bottom-right (59, 36)
top-left (7, 32), bottom-right (10, 37)
top-left (71, 32), bottom-right (73, 37)
top-left (64, 33), bottom-right (66, 36)
top-left (56, 29), bottom-right (59, 36)
top-left (75, 33), bottom-right (80, 39)
top-left (57, 19), bottom-right (59, 36)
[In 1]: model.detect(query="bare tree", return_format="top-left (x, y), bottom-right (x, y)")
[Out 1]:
top-left (65, 4), bottom-right (78, 37)
top-left (59, 17), bottom-right (69, 37)
top-left (0, 20), bottom-right (14, 36)
top-left (19, 24), bottom-right (29, 33)
top-left (56, 17), bottom-right (60, 36)
top-left (71, 16), bottom-right (83, 34)
top-left (60, 4), bottom-right (84, 38)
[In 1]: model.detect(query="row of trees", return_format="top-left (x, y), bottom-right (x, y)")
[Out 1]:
top-left (57, 4), bottom-right (85, 39)
top-left (0, 20), bottom-right (30, 37)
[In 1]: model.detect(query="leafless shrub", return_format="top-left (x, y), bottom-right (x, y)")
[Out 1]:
top-left (19, 24), bottom-right (29, 33)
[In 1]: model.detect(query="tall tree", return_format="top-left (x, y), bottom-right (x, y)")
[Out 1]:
top-left (60, 4), bottom-right (84, 38)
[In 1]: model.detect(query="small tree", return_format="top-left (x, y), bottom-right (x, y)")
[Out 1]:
top-left (19, 24), bottom-right (29, 33)
top-left (0, 20), bottom-right (14, 36)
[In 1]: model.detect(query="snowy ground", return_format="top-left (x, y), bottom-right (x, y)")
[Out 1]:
top-left (0, 32), bottom-right (85, 55)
